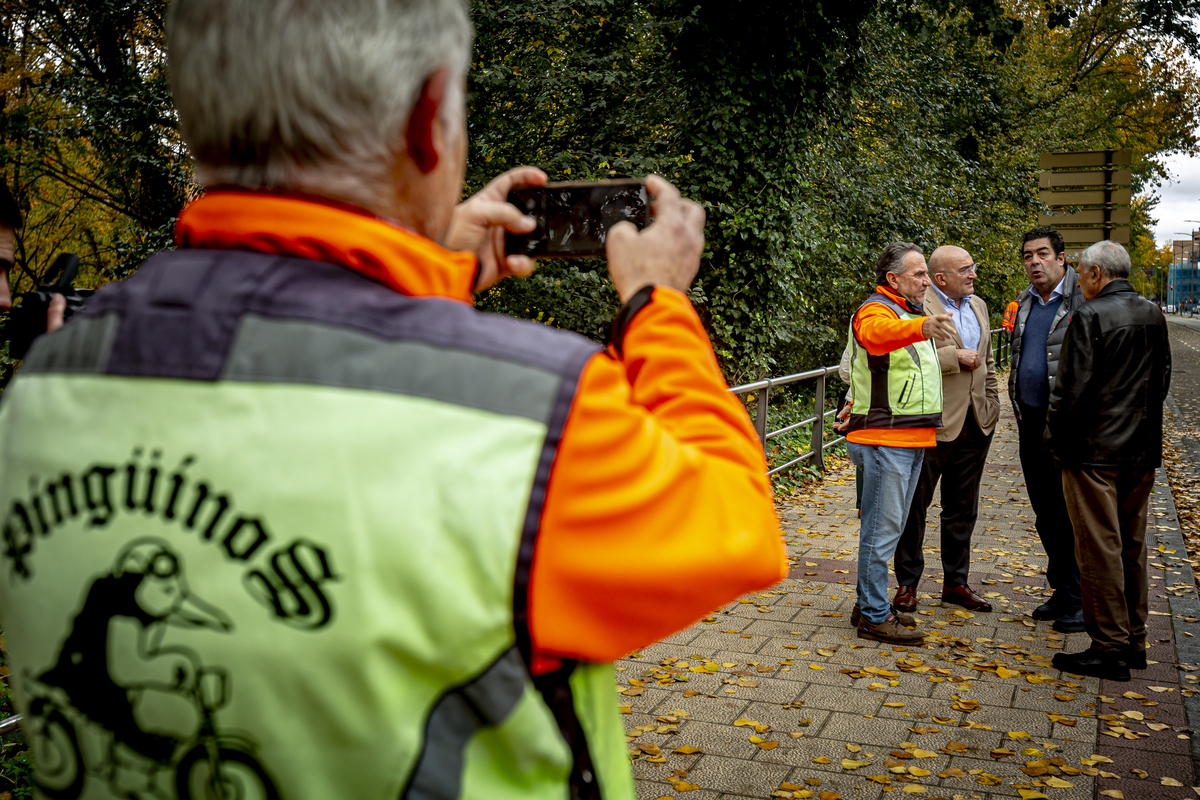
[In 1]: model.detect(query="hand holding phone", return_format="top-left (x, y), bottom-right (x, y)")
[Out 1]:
top-left (605, 175), bottom-right (705, 304)
top-left (443, 166), bottom-right (548, 292)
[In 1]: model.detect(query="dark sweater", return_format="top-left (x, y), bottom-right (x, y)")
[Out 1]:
top-left (1016, 297), bottom-right (1062, 408)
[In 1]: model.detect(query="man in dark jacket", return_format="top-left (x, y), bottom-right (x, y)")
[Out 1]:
top-left (1011, 227), bottom-right (1086, 631)
top-left (1046, 240), bottom-right (1171, 682)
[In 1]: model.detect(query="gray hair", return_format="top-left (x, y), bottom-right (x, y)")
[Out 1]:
top-left (1079, 240), bottom-right (1131, 279)
top-left (875, 242), bottom-right (923, 286)
top-left (166, 0), bottom-right (472, 210)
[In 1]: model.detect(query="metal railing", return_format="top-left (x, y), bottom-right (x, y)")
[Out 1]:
top-left (731, 327), bottom-right (1012, 477)
top-left (730, 365), bottom-right (843, 477)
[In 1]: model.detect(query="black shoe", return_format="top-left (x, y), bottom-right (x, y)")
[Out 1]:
top-left (1051, 608), bottom-right (1085, 633)
top-left (1052, 648), bottom-right (1130, 681)
top-left (1032, 598), bottom-right (1072, 620)
top-left (1127, 648), bottom-right (1147, 669)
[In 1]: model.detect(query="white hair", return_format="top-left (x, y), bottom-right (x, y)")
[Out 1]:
top-left (166, 0), bottom-right (472, 210)
top-left (1080, 240), bottom-right (1131, 279)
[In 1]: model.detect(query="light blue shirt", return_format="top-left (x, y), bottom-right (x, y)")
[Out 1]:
top-left (932, 284), bottom-right (981, 351)
top-left (1033, 276), bottom-right (1066, 307)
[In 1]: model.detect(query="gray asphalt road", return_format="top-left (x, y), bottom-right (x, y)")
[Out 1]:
top-left (1169, 316), bottom-right (1200, 434)
top-left (1167, 318), bottom-right (1200, 523)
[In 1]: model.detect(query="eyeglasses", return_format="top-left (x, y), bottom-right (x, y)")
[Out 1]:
top-left (954, 263), bottom-right (978, 276)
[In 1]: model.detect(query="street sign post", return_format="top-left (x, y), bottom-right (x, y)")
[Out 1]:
top-left (1038, 149), bottom-right (1132, 256)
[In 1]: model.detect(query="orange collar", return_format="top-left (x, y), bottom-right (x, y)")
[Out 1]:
top-left (175, 190), bottom-right (478, 303)
top-left (876, 285), bottom-right (922, 314)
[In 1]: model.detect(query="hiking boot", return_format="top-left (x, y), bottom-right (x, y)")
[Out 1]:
top-left (1052, 647), bottom-right (1130, 682)
top-left (857, 613), bottom-right (924, 645)
top-left (851, 603), bottom-right (915, 627)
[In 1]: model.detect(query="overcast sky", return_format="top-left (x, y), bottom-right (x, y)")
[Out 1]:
top-left (1152, 150), bottom-right (1200, 247)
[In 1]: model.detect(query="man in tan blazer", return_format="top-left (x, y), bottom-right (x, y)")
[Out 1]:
top-left (892, 245), bottom-right (1000, 614)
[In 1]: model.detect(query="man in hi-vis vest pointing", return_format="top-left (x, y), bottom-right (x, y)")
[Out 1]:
top-left (0, 2), bottom-right (786, 799)
top-left (841, 243), bottom-right (955, 645)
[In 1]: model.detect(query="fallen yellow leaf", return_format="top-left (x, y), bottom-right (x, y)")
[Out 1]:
top-left (901, 786), bottom-right (927, 793)
top-left (910, 749), bottom-right (937, 758)
top-left (883, 702), bottom-right (905, 708)
top-left (1162, 777), bottom-right (1184, 786)
top-left (1098, 791), bottom-right (1124, 799)
top-left (841, 758), bottom-right (871, 769)
top-left (673, 745), bottom-right (702, 755)
top-left (1008, 731), bottom-right (1031, 739)
top-left (1044, 777), bottom-right (1073, 788)
top-left (813, 756), bottom-right (832, 764)
top-left (1018, 791), bottom-right (1049, 800)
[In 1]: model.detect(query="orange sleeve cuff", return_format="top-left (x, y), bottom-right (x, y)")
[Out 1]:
top-left (528, 287), bottom-right (787, 667)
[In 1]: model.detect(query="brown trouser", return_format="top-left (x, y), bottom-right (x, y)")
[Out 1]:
top-left (1061, 467), bottom-right (1155, 653)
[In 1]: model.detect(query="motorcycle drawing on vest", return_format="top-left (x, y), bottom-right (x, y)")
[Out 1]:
top-left (27, 666), bottom-right (277, 800)
top-left (22, 538), bottom-right (279, 800)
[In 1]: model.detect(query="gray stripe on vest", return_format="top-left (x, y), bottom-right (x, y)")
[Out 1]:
top-left (19, 313), bottom-right (119, 375)
top-left (221, 315), bottom-right (561, 423)
top-left (904, 344), bottom-right (920, 365)
top-left (403, 647), bottom-right (527, 800)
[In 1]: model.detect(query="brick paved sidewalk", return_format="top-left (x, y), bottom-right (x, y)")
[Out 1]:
top-left (619, 392), bottom-right (1200, 800)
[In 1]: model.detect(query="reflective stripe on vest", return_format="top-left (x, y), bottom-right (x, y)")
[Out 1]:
top-left (847, 293), bottom-right (943, 431)
top-left (0, 250), bottom-right (635, 800)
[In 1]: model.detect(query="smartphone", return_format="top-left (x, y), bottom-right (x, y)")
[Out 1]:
top-left (505, 179), bottom-right (649, 259)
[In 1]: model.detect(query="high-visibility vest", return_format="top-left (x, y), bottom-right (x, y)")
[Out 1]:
top-left (846, 293), bottom-right (943, 432)
top-left (0, 249), bottom-right (633, 800)
top-left (1002, 300), bottom-right (1019, 333)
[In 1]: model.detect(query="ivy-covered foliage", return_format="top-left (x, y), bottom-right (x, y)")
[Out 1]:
top-left (468, 0), bottom-right (1200, 381)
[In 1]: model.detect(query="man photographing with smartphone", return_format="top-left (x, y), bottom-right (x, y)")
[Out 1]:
top-left (0, 2), bottom-right (785, 798)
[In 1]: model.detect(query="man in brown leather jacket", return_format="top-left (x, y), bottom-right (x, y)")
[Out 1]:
top-left (1046, 240), bottom-right (1171, 682)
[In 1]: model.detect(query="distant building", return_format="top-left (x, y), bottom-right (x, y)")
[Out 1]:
top-left (1169, 232), bottom-right (1199, 311)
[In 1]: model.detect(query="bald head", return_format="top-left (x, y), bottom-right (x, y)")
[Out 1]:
top-left (929, 245), bottom-right (976, 301)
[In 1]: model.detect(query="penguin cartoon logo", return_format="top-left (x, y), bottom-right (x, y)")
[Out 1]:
top-left (26, 538), bottom-right (277, 800)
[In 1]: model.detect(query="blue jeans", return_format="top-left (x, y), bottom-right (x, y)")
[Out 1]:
top-left (847, 441), bottom-right (926, 624)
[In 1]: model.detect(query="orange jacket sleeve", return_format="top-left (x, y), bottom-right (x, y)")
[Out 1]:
top-left (528, 286), bottom-right (787, 667)
top-left (852, 302), bottom-right (927, 356)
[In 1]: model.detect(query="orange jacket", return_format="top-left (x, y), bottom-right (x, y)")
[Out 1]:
top-left (1002, 300), bottom-right (1019, 333)
top-left (847, 286), bottom-right (937, 448)
top-left (177, 190), bottom-right (787, 673)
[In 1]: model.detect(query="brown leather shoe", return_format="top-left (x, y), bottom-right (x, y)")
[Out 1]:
top-left (942, 584), bottom-right (992, 612)
top-left (893, 585), bottom-right (918, 613)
